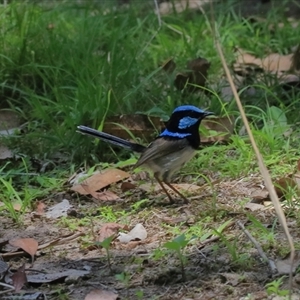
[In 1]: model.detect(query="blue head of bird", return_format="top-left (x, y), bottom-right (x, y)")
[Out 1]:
top-left (160, 105), bottom-right (214, 148)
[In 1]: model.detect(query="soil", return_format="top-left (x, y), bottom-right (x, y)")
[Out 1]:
top-left (1, 175), bottom-right (300, 299)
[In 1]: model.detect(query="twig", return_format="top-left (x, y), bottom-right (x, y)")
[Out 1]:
top-left (0, 282), bottom-right (14, 294)
top-left (237, 221), bottom-right (277, 274)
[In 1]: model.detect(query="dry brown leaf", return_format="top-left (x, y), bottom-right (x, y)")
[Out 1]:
top-left (9, 238), bottom-right (38, 262)
top-left (98, 223), bottom-right (126, 243)
top-left (71, 169), bottom-right (130, 195)
top-left (250, 188), bottom-right (269, 201)
top-left (274, 176), bottom-right (297, 198)
top-left (234, 48), bottom-right (293, 74)
top-left (90, 190), bottom-right (120, 202)
top-left (235, 49), bottom-right (262, 67)
top-left (13, 202), bottom-right (22, 211)
top-left (35, 201), bottom-right (46, 215)
top-left (120, 181), bottom-right (136, 192)
top-left (161, 58), bottom-right (176, 73)
top-left (37, 232), bottom-right (85, 250)
top-left (11, 264), bottom-right (27, 293)
top-left (174, 57), bottom-right (210, 92)
top-left (201, 115), bottom-right (235, 143)
top-left (85, 288), bottom-right (118, 300)
top-left (262, 53), bottom-right (293, 73)
top-left (219, 272), bottom-right (241, 287)
top-left (280, 74), bottom-right (300, 88)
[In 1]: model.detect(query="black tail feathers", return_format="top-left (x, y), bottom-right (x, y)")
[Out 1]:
top-left (77, 125), bottom-right (146, 153)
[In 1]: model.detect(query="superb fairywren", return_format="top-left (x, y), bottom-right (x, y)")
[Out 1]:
top-left (77, 105), bottom-right (213, 203)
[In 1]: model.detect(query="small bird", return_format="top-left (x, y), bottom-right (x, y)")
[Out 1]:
top-left (77, 105), bottom-right (213, 204)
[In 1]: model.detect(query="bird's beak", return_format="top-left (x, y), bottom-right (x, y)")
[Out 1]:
top-left (204, 111), bottom-right (214, 118)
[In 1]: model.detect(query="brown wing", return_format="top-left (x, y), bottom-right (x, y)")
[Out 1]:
top-left (135, 138), bottom-right (188, 167)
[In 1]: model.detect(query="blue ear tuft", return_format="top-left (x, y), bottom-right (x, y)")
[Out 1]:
top-left (173, 105), bottom-right (205, 114)
top-left (178, 116), bottom-right (198, 129)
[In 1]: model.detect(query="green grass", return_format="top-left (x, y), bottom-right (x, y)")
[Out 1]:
top-left (0, 0), bottom-right (300, 162)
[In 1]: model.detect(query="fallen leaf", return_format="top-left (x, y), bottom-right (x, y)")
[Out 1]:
top-left (250, 188), bottom-right (269, 201)
top-left (9, 238), bottom-right (38, 263)
top-left (85, 289), bottom-right (118, 300)
top-left (201, 115), bottom-right (235, 143)
top-left (13, 202), bottom-right (22, 211)
top-left (276, 250), bottom-right (300, 275)
top-left (219, 272), bottom-right (241, 286)
top-left (244, 202), bottom-right (265, 211)
top-left (11, 264), bottom-right (27, 292)
top-left (118, 223), bottom-right (147, 244)
top-left (35, 201), bottom-right (46, 215)
top-left (263, 201), bottom-right (272, 207)
top-left (161, 58), bottom-right (176, 73)
top-left (234, 48), bottom-right (294, 75)
top-left (174, 57), bottom-right (210, 92)
top-left (0, 145), bottom-right (13, 160)
top-left (274, 176), bottom-right (297, 198)
top-left (26, 269), bottom-right (89, 283)
top-left (71, 169), bottom-right (130, 195)
top-left (45, 199), bottom-right (72, 219)
top-left (90, 190), bottom-right (120, 202)
top-left (120, 181), bottom-right (137, 192)
top-left (98, 223), bottom-right (125, 243)
top-left (262, 53), bottom-right (293, 73)
top-left (37, 232), bottom-right (85, 250)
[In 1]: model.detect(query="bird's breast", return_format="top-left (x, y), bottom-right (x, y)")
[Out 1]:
top-left (147, 146), bottom-right (196, 183)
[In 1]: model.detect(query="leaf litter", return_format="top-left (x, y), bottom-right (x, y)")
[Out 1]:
top-left (1, 170), bottom-right (299, 299)
top-left (3, 140), bottom-right (300, 298)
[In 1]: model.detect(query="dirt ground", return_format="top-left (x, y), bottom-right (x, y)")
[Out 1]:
top-left (1, 174), bottom-right (300, 299)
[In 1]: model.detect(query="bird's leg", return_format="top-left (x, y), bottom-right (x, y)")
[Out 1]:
top-left (164, 182), bottom-right (189, 204)
top-left (154, 175), bottom-right (175, 204)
